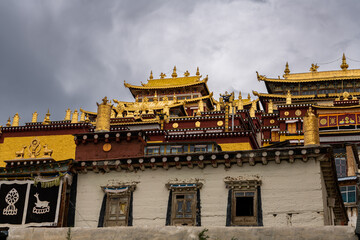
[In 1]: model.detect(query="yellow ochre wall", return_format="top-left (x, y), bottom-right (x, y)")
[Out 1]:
top-left (0, 135), bottom-right (76, 167)
top-left (219, 142), bottom-right (252, 151)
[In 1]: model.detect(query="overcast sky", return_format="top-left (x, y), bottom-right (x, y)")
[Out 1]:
top-left (1, 0), bottom-right (360, 125)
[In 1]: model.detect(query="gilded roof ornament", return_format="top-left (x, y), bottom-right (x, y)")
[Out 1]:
top-left (340, 53), bottom-right (349, 70)
top-left (184, 70), bottom-right (190, 77)
top-left (256, 71), bottom-right (266, 81)
top-left (268, 100), bottom-right (273, 113)
top-left (32, 112), bottom-right (38, 123)
top-left (64, 108), bottom-right (71, 121)
top-left (310, 63), bottom-right (319, 72)
top-left (160, 72), bottom-right (166, 79)
top-left (171, 66), bottom-right (177, 78)
top-left (6, 117), bottom-right (11, 127)
top-left (12, 113), bottom-right (20, 127)
top-left (43, 109), bottom-right (51, 125)
top-left (247, 93), bottom-right (251, 100)
top-left (80, 110), bottom-right (86, 122)
top-left (71, 109), bottom-right (79, 123)
top-left (286, 90), bottom-right (292, 104)
top-left (149, 70), bottom-right (154, 80)
top-left (284, 62), bottom-right (290, 76)
top-left (196, 67), bottom-right (200, 76)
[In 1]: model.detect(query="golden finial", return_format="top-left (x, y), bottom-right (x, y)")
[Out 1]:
top-left (43, 109), bottom-right (51, 125)
top-left (343, 91), bottom-right (350, 101)
top-left (304, 107), bottom-right (320, 146)
top-left (268, 100), bottom-right (273, 113)
top-left (149, 70), bottom-right (154, 80)
top-left (310, 63), bottom-right (319, 72)
top-left (64, 108), bottom-right (71, 121)
top-left (32, 112), bottom-right (38, 123)
top-left (173, 92), bottom-right (177, 102)
top-left (184, 70), bottom-right (190, 77)
top-left (135, 95), bottom-right (139, 103)
top-left (160, 72), bottom-right (166, 79)
top-left (284, 62), bottom-right (290, 75)
top-left (247, 93), bottom-right (251, 100)
top-left (6, 117), bottom-right (11, 127)
top-left (239, 92), bottom-right (242, 100)
top-left (12, 113), bottom-right (20, 127)
top-left (340, 53), bottom-right (349, 70)
top-left (71, 109), bottom-right (79, 123)
top-left (171, 66), bottom-right (177, 78)
top-left (95, 97), bottom-right (112, 132)
top-left (80, 110), bottom-right (85, 122)
top-left (196, 67), bottom-right (200, 76)
top-left (286, 90), bottom-right (292, 104)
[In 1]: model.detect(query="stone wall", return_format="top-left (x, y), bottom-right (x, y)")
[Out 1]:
top-left (75, 160), bottom-right (326, 227)
top-left (8, 226), bottom-right (357, 240)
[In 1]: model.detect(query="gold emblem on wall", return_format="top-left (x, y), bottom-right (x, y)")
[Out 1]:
top-left (195, 121), bottom-right (201, 128)
top-left (103, 143), bottom-right (112, 152)
top-left (295, 110), bottom-right (302, 116)
top-left (15, 138), bottom-right (53, 159)
top-left (217, 121), bottom-right (224, 126)
top-left (320, 118), bottom-right (327, 125)
top-left (284, 111), bottom-right (289, 116)
top-left (172, 123), bottom-right (179, 129)
top-left (270, 119), bottom-right (275, 124)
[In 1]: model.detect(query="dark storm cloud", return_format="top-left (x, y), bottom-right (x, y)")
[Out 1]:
top-left (0, 0), bottom-right (360, 125)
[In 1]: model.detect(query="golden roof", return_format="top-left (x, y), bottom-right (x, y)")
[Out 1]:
top-left (257, 69), bottom-right (360, 83)
top-left (253, 90), bottom-right (360, 99)
top-left (124, 76), bottom-right (207, 90)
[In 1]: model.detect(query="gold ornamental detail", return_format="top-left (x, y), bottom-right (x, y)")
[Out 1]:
top-left (15, 138), bottom-right (53, 159)
top-left (270, 119), bottom-right (275, 124)
top-left (295, 110), bottom-right (302, 116)
top-left (172, 123), bottom-right (179, 129)
top-left (284, 111), bottom-right (289, 116)
top-left (103, 143), bottom-right (112, 152)
top-left (217, 121), bottom-right (224, 126)
top-left (195, 121), bottom-right (201, 128)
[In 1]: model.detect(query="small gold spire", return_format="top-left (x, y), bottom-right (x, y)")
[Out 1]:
top-left (6, 117), bottom-right (11, 127)
top-left (64, 108), bottom-right (71, 121)
top-left (247, 93), bottom-right (251, 100)
top-left (184, 70), bottom-right (190, 77)
top-left (284, 62), bottom-right (290, 75)
top-left (340, 53), bottom-right (349, 70)
top-left (268, 100), bottom-right (273, 113)
top-left (32, 112), bottom-right (38, 123)
top-left (12, 113), bottom-right (20, 127)
top-left (71, 109), bottom-right (79, 123)
top-left (171, 66), bottom-right (177, 78)
top-left (196, 67), bottom-right (200, 76)
top-left (239, 92), bottom-right (242, 100)
top-left (43, 109), bottom-right (51, 125)
top-left (149, 70), bottom-right (153, 80)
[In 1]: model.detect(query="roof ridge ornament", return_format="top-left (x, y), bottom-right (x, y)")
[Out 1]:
top-left (310, 63), bottom-right (319, 72)
top-left (6, 117), bottom-right (11, 127)
top-left (196, 67), bottom-right (200, 76)
top-left (171, 66), bottom-right (177, 78)
top-left (149, 70), bottom-right (154, 80)
top-left (43, 109), bottom-right (51, 125)
top-left (32, 112), bottom-right (38, 123)
top-left (12, 113), bottom-right (20, 127)
top-left (256, 71), bottom-right (266, 81)
top-left (284, 62), bottom-right (290, 77)
top-left (160, 72), bottom-right (166, 79)
top-left (340, 53), bottom-right (349, 70)
top-left (184, 70), bottom-right (190, 77)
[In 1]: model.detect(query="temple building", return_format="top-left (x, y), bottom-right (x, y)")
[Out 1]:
top-left (255, 54), bottom-right (360, 226)
top-left (0, 63), bottom-right (355, 232)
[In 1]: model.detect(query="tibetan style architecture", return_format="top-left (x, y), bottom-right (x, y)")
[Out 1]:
top-left (0, 63), bottom-right (356, 233)
top-left (255, 54), bottom-right (360, 226)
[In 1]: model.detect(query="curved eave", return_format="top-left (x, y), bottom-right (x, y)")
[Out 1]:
top-left (252, 91), bottom-right (360, 100)
top-left (313, 104), bottom-right (360, 109)
top-left (125, 80), bottom-right (210, 97)
top-left (259, 75), bottom-right (360, 83)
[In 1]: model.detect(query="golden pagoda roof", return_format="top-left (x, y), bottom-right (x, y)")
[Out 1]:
top-left (257, 69), bottom-right (360, 83)
top-left (124, 75), bottom-right (207, 90)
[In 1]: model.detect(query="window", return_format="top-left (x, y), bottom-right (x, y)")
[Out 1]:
top-left (166, 182), bottom-right (202, 226)
top-left (224, 177), bottom-right (262, 226)
top-left (335, 157), bottom-right (347, 178)
top-left (99, 184), bottom-right (137, 227)
top-left (170, 146), bottom-right (184, 154)
top-left (287, 123), bottom-right (297, 134)
top-left (105, 193), bottom-right (130, 227)
top-left (340, 186), bottom-right (356, 203)
top-left (146, 146), bottom-right (160, 155)
top-left (194, 145), bottom-right (207, 153)
top-left (271, 131), bottom-right (280, 142)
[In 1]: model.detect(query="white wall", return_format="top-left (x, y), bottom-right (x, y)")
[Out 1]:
top-left (75, 160), bottom-right (325, 227)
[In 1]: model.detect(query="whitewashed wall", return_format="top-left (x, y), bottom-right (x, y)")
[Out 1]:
top-left (75, 160), bottom-right (325, 227)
